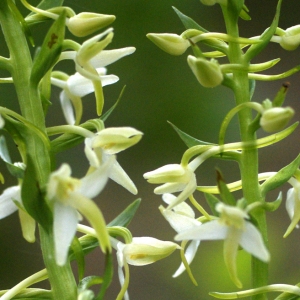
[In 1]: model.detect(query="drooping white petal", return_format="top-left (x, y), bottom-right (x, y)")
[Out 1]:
top-left (67, 70), bottom-right (119, 97)
top-left (240, 222), bottom-right (270, 262)
top-left (53, 202), bottom-right (79, 266)
top-left (79, 155), bottom-right (114, 199)
top-left (173, 240), bottom-right (200, 277)
top-left (159, 206), bottom-right (200, 233)
top-left (162, 193), bottom-right (195, 218)
top-left (109, 160), bottom-right (137, 195)
top-left (286, 188), bottom-right (296, 220)
top-left (90, 47), bottom-right (136, 68)
top-left (223, 226), bottom-right (242, 288)
top-left (154, 182), bottom-right (187, 194)
top-left (167, 176), bottom-right (197, 209)
top-left (0, 186), bottom-right (21, 219)
top-left (60, 91), bottom-right (75, 125)
top-left (175, 220), bottom-right (227, 241)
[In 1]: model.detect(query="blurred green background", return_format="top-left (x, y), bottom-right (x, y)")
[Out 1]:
top-left (0, 0), bottom-right (300, 299)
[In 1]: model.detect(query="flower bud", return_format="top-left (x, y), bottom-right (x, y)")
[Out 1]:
top-left (92, 127), bottom-right (143, 154)
top-left (260, 107), bottom-right (295, 133)
top-left (187, 56), bottom-right (223, 88)
top-left (146, 33), bottom-right (190, 55)
top-left (67, 13), bottom-right (116, 37)
top-left (121, 237), bottom-right (180, 266)
top-left (279, 25), bottom-right (300, 51)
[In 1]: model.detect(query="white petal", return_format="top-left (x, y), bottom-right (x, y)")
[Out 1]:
top-left (167, 176), bottom-right (197, 209)
top-left (0, 186), bottom-right (20, 219)
top-left (54, 202), bottom-right (78, 266)
top-left (109, 160), bottom-right (137, 195)
top-left (79, 156), bottom-right (114, 198)
top-left (173, 240), bottom-right (200, 277)
top-left (286, 188), bottom-right (296, 220)
top-left (240, 222), bottom-right (270, 262)
top-left (67, 72), bottom-right (95, 97)
top-left (90, 47), bottom-right (136, 68)
top-left (162, 193), bottom-right (195, 218)
top-left (99, 74), bottom-right (119, 86)
top-left (175, 220), bottom-right (227, 241)
top-left (154, 182), bottom-right (186, 194)
top-left (60, 91), bottom-right (75, 125)
top-left (160, 207), bottom-right (200, 233)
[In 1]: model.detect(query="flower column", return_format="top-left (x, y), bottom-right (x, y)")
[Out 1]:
top-left (0, 1), bottom-right (77, 299)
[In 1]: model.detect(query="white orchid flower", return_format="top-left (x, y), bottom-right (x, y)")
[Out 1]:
top-left (60, 29), bottom-right (136, 115)
top-left (84, 127), bottom-right (143, 195)
top-left (160, 194), bottom-right (201, 278)
top-left (46, 159), bottom-right (114, 266)
top-left (51, 69), bottom-right (118, 125)
top-left (284, 177), bottom-right (300, 237)
top-left (144, 163), bottom-right (197, 209)
top-left (175, 203), bottom-right (270, 288)
top-left (111, 236), bottom-right (180, 300)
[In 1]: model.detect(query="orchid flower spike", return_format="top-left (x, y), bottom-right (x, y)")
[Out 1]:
top-left (200, 0), bottom-right (227, 6)
top-left (46, 161), bottom-right (114, 265)
top-left (284, 176), bottom-right (300, 237)
top-left (160, 194), bottom-right (201, 278)
top-left (85, 127), bottom-right (143, 195)
top-left (175, 203), bottom-right (270, 288)
top-left (144, 163), bottom-right (197, 209)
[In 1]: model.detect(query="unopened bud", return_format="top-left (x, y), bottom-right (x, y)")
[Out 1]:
top-left (68, 13), bottom-right (115, 37)
top-left (279, 25), bottom-right (300, 51)
top-left (260, 107), bottom-right (295, 132)
top-left (147, 33), bottom-right (190, 56)
top-left (187, 56), bottom-right (223, 88)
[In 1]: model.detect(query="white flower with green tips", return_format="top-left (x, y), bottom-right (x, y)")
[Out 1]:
top-left (51, 69), bottom-right (118, 125)
top-left (46, 160), bottom-right (113, 266)
top-left (85, 127), bottom-right (143, 195)
top-left (160, 193), bottom-right (201, 278)
top-left (144, 163), bottom-right (197, 209)
top-left (175, 203), bottom-right (270, 288)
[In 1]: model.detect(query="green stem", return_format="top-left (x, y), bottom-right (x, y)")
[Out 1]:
top-left (222, 5), bottom-right (268, 300)
top-left (0, 1), bottom-right (77, 299)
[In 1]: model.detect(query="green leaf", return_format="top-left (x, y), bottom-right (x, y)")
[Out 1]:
top-left (169, 121), bottom-right (240, 161)
top-left (273, 82), bottom-right (290, 107)
top-left (108, 198), bottom-right (141, 227)
top-left (260, 154), bottom-right (300, 197)
top-left (30, 11), bottom-right (66, 86)
top-left (70, 236), bottom-right (85, 281)
top-left (172, 6), bottom-right (207, 32)
top-left (204, 192), bottom-right (221, 216)
top-left (96, 252), bottom-right (113, 300)
top-left (21, 155), bottom-right (52, 231)
top-left (216, 169), bottom-right (236, 206)
top-left (0, 136), bottom-right (24, 179)
top-left (245, 0), bottom-right (283, 62)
